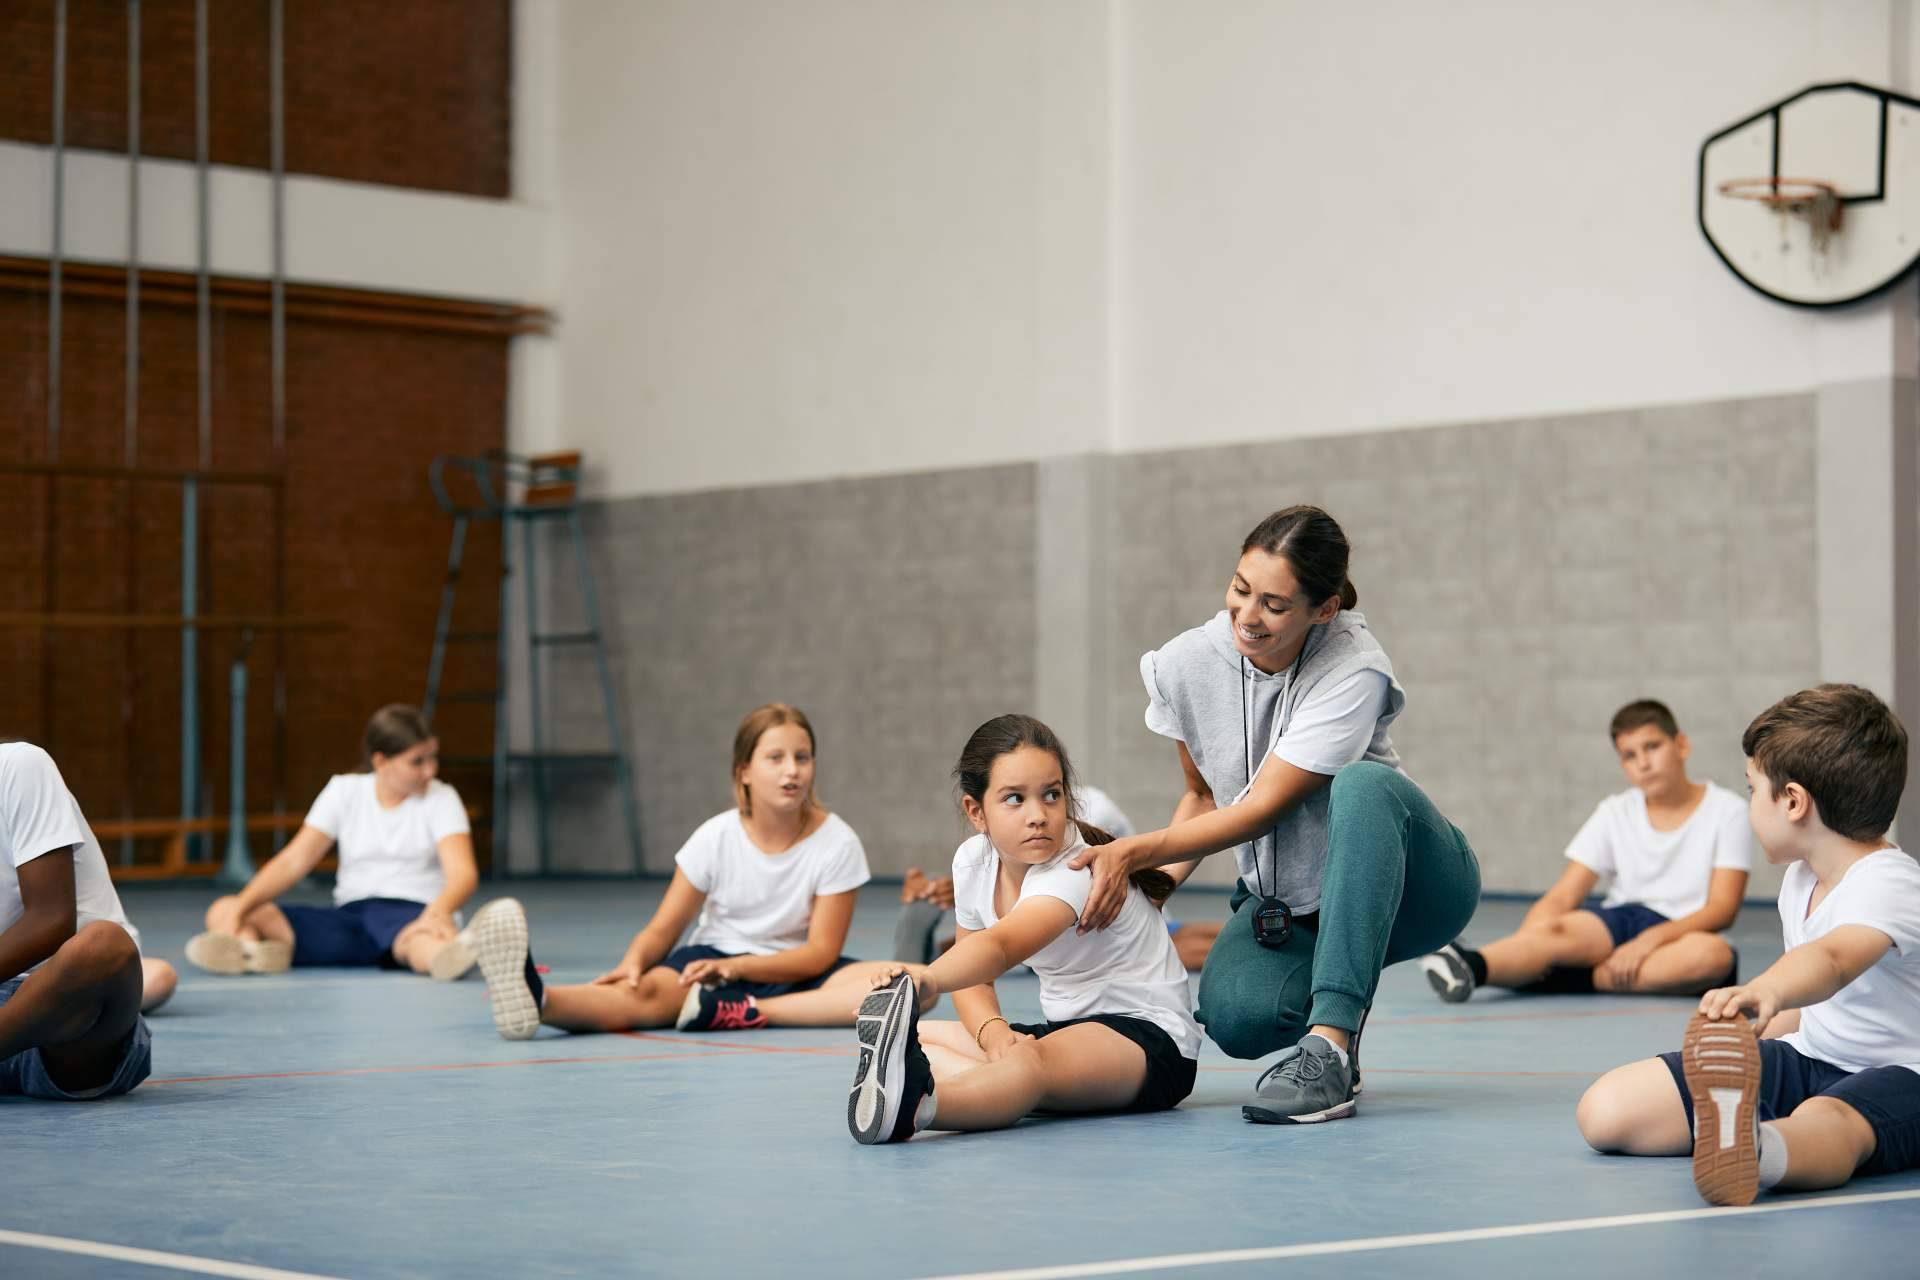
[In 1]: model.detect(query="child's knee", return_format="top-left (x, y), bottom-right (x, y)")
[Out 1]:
top-left (1792, 1096), bottom-right (1878, 1160)
top-left (1576, 1074), bottom-right (1635, 1151)
top-left (64, 921), bottom-right (141, 982)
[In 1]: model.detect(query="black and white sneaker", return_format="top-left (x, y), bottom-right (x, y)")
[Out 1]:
top-left (472, 898), bottom-right (543, 1041)
top-left (847, 973), bottom-right (933, 1145)
top-left (1418, 942), bottom-right (1476, 1004)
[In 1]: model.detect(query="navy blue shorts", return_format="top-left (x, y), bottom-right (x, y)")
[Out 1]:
top-left (1660, 1037), bottom-right (1920, 1176)
top-left (281, 898), bottom-right (427, 968)
top-left (0, 976), bottom-right (152, 1100)
top-left (1587, 902), bottom-right (1669, 948)
top-left (1008, 1014), bottom-right (1197, 1113)
top-left (657, 945), bottom-right (856, 998)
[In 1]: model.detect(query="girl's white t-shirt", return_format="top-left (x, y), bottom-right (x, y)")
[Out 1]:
top-left (1779, 847), bottom-right (1920, 1075)
top-left (951, 829), bottom-right (1201, 1059)
top-left (677, 811), bottom-right (870, 955)
top-left (305, 773), bottom-right (470, 907)
top-left (0, 743), bottom-right (134, 956)
top-left (1563, 783), bottom-right (1756, 920)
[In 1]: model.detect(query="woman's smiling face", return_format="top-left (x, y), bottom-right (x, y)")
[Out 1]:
top-left (1226, 548), bottom-right (1338, 672)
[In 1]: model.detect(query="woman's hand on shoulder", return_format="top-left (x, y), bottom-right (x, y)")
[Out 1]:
top-left (1068, 835), bottom-right (1148, 934)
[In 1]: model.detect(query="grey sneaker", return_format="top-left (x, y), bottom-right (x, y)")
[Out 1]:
top-left (1418, 942), bottom-right (1476, 1003)
top-left (1242, 1034), bottom-right (1357, 1124)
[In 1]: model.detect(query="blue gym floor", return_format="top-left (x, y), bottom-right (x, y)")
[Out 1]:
top-left (7, 883), bottom-right (1917, 1279)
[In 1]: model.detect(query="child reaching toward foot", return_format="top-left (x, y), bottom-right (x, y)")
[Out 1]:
top-left (847, 714), bottom-right (1199, 1144)
top-left (1577, 684), bottom-right (1920, 1205)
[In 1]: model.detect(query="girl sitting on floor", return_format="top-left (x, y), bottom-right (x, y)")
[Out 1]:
top-left (847, 713), bottom-right (1200, 1144)
top-left (471, 702), bottom-right (924, 1040)
top-left (186, 704), bottom-right (478, 981)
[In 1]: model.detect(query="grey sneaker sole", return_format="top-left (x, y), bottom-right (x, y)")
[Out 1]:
top-left (429, 931), bottom-right (478, 982)
top-left (848, 975), bottom-right (915, 1145)
top-left (1243, 1097), bottom-right (1357, 1125)
top-left (1419, 949), bottom-right (1474, 1003)
top-left (185, 932), bottom-right (247, 976)
top-left (471, 899), bottom-right (540, 1040)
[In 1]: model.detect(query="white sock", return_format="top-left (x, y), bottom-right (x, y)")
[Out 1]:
top-left (1757, 1121), bottom-right (1789, 1189)
top-left (1308, 1034), bottom-right (1351, 1067)
top-left (913, 1090), bottom-right (938, 1133)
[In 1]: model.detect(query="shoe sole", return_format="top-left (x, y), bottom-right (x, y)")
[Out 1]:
top-left (429, 933), bottom-right (478, 983)
top-left (1683, 1010), bottom-right (1762, 1206)
top-left (471, 899), bottom-right (540, 1041)
top-left (673, 984), bottom-right (706, 1031)
top-left (1242, 1098), bottom-right (1358, 1125)
top-left (1419, 952), bottom-right (1473, 1004)
top-left (848, 974), bottom-right (914, 1145)
top-left (245, 939), bottom-right (292, 974)
top-left (185, 932), bottom-right (247, 976)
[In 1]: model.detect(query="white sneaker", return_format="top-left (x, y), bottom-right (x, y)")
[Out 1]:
top-left (1418, 942), bottom-right (1475, 1004)
top-left (185, 931), bottom-right (247, 975)
top-left (430, 928), bottom-right (478, 982)
top-left (471, 900), bottom-right (541, 1040)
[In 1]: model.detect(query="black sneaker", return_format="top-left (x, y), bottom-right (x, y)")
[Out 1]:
top-left (848, 973), bottom-right (933, 1145)
top-left (1418, 942), bottom-right (1476, 1004)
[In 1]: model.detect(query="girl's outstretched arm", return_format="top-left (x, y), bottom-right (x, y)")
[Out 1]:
top-left (883, 897), bottom-right (1077, 1002)
top-left (594, 869), bottom-right (707, 988)
top-left (207, 824), bottom-right (334, 935)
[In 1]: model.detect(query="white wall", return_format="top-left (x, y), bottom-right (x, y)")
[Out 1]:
top-left (548, 0), bottom-right (1112, 497)
top-left (541, 0), bottom-right (1914, 497)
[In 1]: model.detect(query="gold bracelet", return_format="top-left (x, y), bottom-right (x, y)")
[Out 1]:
top-left (974, 1016), bottom-right (1009, 1049)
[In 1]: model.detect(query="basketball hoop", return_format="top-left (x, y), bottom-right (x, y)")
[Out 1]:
top-left (1717, 177), bottom-right (1845, 253)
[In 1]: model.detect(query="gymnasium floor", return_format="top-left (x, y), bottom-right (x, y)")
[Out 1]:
top-left (8, 883), bottom-right (1917, 1279)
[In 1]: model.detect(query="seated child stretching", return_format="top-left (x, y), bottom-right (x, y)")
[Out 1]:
top-left (1421, 699), bottom-right (1751, 1000)
top-left (847, 714), bottom-right (1199, 1144)
top-left (0, 740), bottom-right (151, 1101)
top-left (188, 705), bottom-right (478, 980)
top-left (1578, 683), bottom-right (1920, 1205)
top-left (471, 703), bottom-right (916, 1039)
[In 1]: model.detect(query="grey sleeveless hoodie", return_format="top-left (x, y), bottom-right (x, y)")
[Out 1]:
top-left (1139, 609), bottom-right (1406, 913)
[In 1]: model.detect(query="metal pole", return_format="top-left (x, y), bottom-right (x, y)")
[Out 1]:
top-left (195, 0), bottom-right (211, 471)
top-left (269, 0), bottom-right (285, 455)
top-left (218, 631), bottom-right (255, 886)
top-left (122, 0), bottom-right (143, 864)
top-left (49, 0), bottom-right (65, 461)
top-left (181, 479), bottom-right (200, 856)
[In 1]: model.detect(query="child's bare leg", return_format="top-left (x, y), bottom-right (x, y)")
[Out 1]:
top-left (1597, 932), bottom-right (1736, 994)
top-left (1481, 912), bottom-right (1615, 987)
top-left (1769, 1097), bottom-right (1878, 1190)
top-left (756, 962), bottom-right (937, 1027)
top-left (540, 968), bottom-right (685, 1032)
top-left (391, 917), bottom-right (457, 975)
top-left (139, 958), bottom-right (178, 1013)
top-left (1576, 1057), bottom-right (1692, 1155)
top-left (921, 1019), bottom-right (990, 1079)
top-left (1173, 922), bottom-right (1221, 971)
top-left (930, 1024), bottom-right (1147, 1132)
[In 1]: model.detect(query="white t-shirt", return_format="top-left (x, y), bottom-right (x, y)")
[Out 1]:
top-left (0, 743), bottom-right (134, 965)
top-left (951, 830), bottom-right (1201, 1059)
top-left (1779, 848), bottom-right (1920, 1075)
top-left (678, 811), bottom-right (870, 955)
top-left (1073, 786), bottom-right (1135, 839)
top-left (305, 773), bottom-right (470, 907)
top-left (1564, 783), bottom-right (1756, 920)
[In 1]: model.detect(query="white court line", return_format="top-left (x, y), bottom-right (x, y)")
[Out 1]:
top-left (915, 1188), bottom-right (1920, 1280)
top-left (0, 1229), bottom-right (345, 1279)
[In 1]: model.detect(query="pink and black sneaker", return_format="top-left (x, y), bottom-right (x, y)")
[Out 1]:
top-left (676, 985), bottom-right (769, 1032)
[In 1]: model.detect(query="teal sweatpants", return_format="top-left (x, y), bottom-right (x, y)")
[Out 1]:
top-left (1195, 761), bottom-right (1481, 1059)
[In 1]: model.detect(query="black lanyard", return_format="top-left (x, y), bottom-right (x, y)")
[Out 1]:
top-left (1241, 646), bottom-right (1306, 950)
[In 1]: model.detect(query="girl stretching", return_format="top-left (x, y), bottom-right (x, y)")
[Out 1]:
top-left (848, 714), bottom-right (1200, 1144)
top-left (472, 703), bottom-right (917, 1040)
top-left (187, 705), bottom-right (479, 981)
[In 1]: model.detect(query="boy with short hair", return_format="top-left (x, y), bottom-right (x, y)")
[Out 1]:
top-left (1420, 700), bottom-right (1751, 1000)
top-left (1577, 683), bottom-right (1920, 1204)
top-left (0, 741), bottom-right (151, 1100)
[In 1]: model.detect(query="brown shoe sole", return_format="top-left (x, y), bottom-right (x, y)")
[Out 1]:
top-left (1683, 1010), bottom-right (1763, 1206)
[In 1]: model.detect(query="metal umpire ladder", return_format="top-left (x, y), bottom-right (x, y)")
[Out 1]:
top-left (424, 451), bottom-right (641, 875)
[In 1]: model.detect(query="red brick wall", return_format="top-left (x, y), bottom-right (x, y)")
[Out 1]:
top-left (0, 0), bottom-right (511, 198)
top-left (0, 269), bottom-right (508, 858)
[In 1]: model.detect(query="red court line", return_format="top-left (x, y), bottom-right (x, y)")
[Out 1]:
top-left (144, 1047), bottom-right (758, 1085)
top-left (617, 1030), bottom-right (852, 1056)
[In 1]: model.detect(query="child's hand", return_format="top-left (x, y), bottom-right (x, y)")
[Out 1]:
top-left (980, 1022), bottom-right (1034, 1062)
top-left (1598, 936), bottom-right (1659, 990)
top-left (592, 958), bottom-right (644, 989)
top-left (927, 877), bottom-right (956, 910)
top-left (206, 898), bottom-right (246, 937)
top-left (1699, 981), bottom-right (1778, 1029)
top-left (865, 963), bottom-right (939, 1002)
top-left (679, 957), bottom-right (742, 987)
top-left (901, 868), bottom-right (930, 904)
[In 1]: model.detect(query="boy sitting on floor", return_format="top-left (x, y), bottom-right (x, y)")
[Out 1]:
top-left (0, 740), bottom-right (151, 1102)
top-left (1421, 699), bottom-right (1751, 1000)
top-left (1577, 683), bottom-right (1920, 1204)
